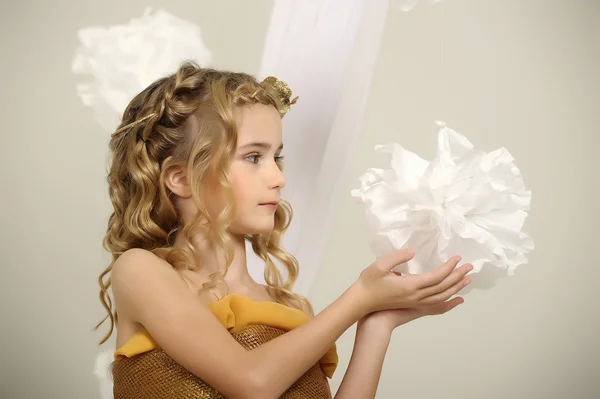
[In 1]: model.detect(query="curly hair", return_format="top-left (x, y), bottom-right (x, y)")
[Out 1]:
top-left (96, 61), bottom-right (311, 344)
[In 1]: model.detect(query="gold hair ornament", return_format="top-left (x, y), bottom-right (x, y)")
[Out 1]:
top-left (110, 76), bottom-right (297, 140)
top-left (261, 76), bottom-right (298, 115)
top-left (111, 113), bottom-right (157, 139)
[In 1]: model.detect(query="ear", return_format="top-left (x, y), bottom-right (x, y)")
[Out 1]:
top-left (163, 158), bottom-right (192, 199)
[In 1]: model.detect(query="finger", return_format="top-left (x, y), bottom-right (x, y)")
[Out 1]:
top-left (433, 297), bottom-right (464, 315)
top-left (411, 296), bottom-right (464, 318)
top-left (420, 276), bottom-right (471, 305)
top-left (417, 263), bottom-right (473, 299)
top-left (412, 256), bottom-right (462, 289)
top-left (372, 249), bottom-right (415, 273)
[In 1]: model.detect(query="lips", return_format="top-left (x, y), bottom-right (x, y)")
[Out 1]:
top-left (259, 202), bottom-right (279, 206)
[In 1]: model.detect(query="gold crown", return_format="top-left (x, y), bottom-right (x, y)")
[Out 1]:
top-left (261, 76), bottom-right (298, 115)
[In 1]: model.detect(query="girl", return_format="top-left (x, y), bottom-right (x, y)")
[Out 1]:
top-left (97, 62), bottom-right (472, 399)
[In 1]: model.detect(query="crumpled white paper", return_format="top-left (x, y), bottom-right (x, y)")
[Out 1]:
top-left (72, 8), bottom-right (212, 131)
top-left (391, 0), bottom-right (444, 12)
top-left (351, 122), bottom-right (534, 282)
top-left (94, 348), bottom-right (114, 399)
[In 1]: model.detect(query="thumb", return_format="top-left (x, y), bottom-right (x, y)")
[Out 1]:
top-left (372, 249), bottom-right (415, 273)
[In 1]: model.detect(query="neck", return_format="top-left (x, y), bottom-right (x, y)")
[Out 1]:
top-left (173, 230), bottom-right (256, 287)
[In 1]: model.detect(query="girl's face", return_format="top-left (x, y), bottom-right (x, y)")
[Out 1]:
top-left (219, 103), bottom-right (286, 235)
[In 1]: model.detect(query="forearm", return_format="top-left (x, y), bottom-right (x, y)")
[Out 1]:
top-left (334, 320), bottom-right (392, 399)
top-left (248, 285), bottom-right (367, 398)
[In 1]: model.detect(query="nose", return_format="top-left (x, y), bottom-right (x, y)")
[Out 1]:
top-left (268, 160), bottom-right (286, 190)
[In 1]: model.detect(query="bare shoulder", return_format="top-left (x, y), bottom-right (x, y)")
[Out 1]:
top-left (112, 247), bottom-right (167, 269)
top-left (111, 248), bottom-right (187, 322)
top-left (109, 249), bottom-right (265, 397)
top-left (111, 248), bottom-right (179, 288)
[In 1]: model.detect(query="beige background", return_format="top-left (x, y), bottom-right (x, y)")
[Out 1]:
top-left (1, 0), bottom-right (598, 398)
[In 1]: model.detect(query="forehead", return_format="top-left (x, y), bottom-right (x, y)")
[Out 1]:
top-left (236, 104), bottom-right (282, 146)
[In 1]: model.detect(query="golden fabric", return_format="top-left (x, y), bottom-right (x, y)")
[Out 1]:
top-left (112, 294), bottom-right (337, 398)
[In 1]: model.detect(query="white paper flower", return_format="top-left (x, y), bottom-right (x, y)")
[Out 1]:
top-left (391, 0), bottom-right (444, 12)
top-left (72, 8), bottom-right (212, 131)
top-left (351, 122), bottom-right (534, 281)
top-left (94, 348), bottom-right (114, 399)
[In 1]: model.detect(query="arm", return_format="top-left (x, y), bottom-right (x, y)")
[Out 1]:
top-left (333, 318), bottom-right (393, 399)
top-left (112, 249), bottom-right (468, 399)
top-left (112, 249), bottom-right (368, 399)
top-left (334, 280), bottom-right (470, 399)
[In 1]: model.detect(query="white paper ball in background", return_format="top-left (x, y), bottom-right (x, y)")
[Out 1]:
top-left (72, 8), bottom-right (213, 132)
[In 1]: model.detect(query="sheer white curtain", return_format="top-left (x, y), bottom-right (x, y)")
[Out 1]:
top-left (247, 0), bottom-right (390, 297)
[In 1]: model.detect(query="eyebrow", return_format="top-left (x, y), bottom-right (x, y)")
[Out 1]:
top-left (238, 142), bottom-right (284, 150)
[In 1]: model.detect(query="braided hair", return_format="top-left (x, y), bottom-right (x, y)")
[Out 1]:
top-left (96, 62), bottom-right (309, 344)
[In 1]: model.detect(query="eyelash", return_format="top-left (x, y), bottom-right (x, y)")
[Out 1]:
top-left (245, 154), bottom-right (285, 164)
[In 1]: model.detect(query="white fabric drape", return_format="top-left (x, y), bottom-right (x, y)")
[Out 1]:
top-left (247, 0), bottom-right (389, 296)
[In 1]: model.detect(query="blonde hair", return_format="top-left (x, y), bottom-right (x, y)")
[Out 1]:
top-left (96, 62), bottom-right (311, 344)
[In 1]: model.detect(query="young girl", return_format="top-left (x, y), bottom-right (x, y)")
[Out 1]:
top-left (97, 62), bottom-right (472, 399)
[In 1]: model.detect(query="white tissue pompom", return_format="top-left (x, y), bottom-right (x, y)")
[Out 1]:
top-left (72, 8), bottom-right (212, 131)
top-left (94, 348), bottom-right (114, 399)
top-left (391, 0), bottom-right (444, 12)
top-left (351, 123), bottom-right (534, 281)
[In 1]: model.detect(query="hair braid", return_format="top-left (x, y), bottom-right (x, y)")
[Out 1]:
top-left (97, 62), bottom-right (311, 344)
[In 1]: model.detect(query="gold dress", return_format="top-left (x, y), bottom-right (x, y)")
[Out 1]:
top-left (112, 294), bottom-right (338, 398)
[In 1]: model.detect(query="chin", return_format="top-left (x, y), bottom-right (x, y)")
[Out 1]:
top-left (230, 220), bottom-right (275, 236)
top-left (248, 224), bottom-right (275, 235)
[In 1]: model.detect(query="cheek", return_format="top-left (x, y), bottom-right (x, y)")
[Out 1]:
top-left (230, 170), bottom-right (254, 208)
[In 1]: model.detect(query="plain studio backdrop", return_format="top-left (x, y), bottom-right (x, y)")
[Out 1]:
top-left (1, 0), bottom-right (598, 398)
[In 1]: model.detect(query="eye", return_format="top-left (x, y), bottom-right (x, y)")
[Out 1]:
top-left (245, 154), bottom-right (262, 164)
top-left (244, 154), bottom-right (285, 166)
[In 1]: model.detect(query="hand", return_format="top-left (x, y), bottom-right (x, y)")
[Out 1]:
top-left (354, 249), bottom-right (473, 316)
top-left (358, 292), bottom-right (467, 334)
